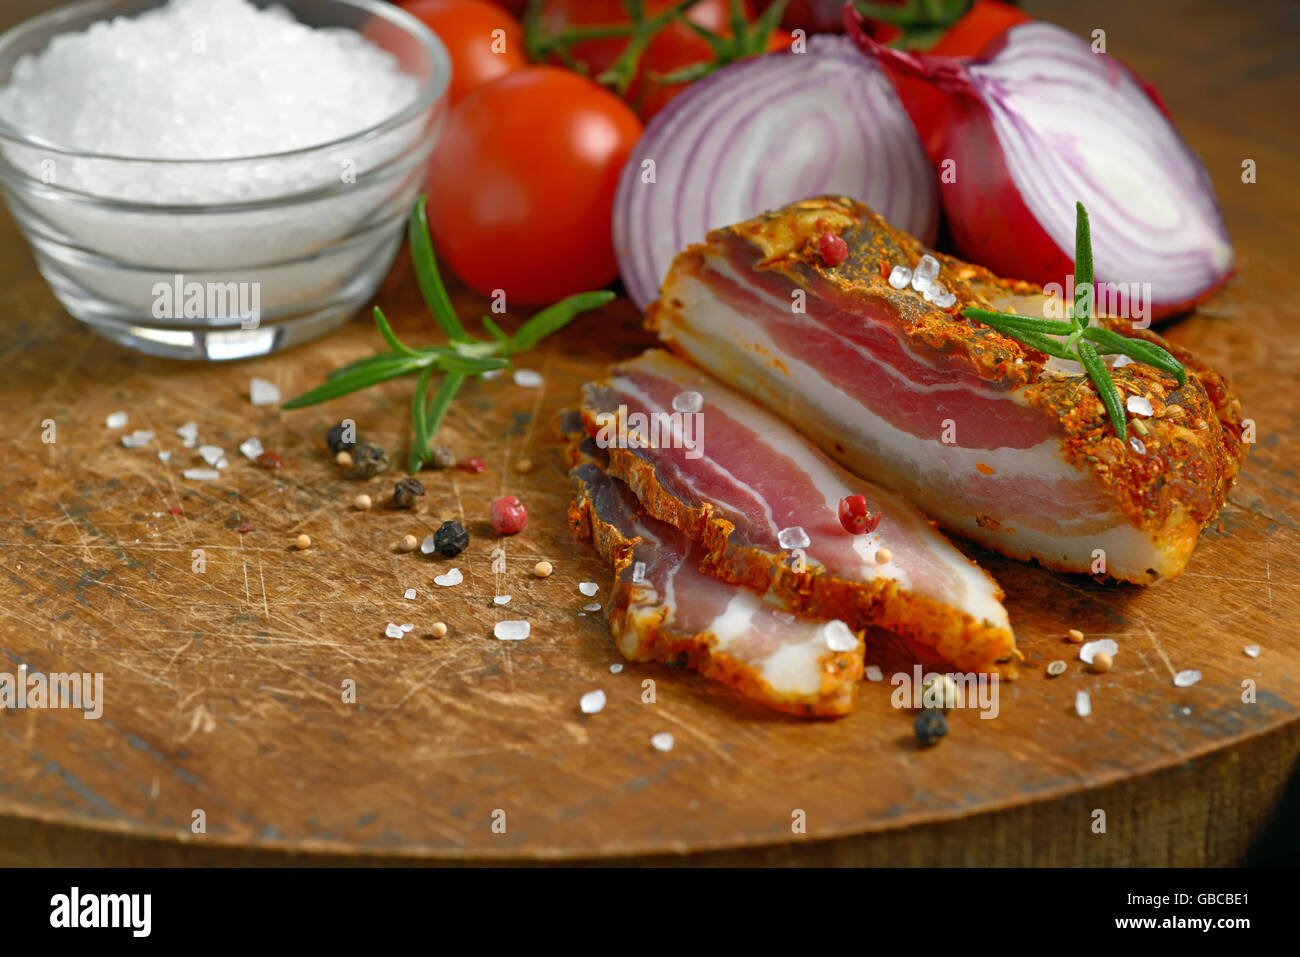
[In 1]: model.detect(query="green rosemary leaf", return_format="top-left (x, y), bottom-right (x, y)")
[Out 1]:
top-left (325, 351), bottom-right (401, 380)
top-left (1074, 201), bottom-right (1093, 327)
top-left (963, 307), bottom-right (1075, 336)
top-left (436, 352), bottom-right (509, 375)
top-left (512, 290), bottom-right (615, 353)
top-left (408, 196), bottom-right (470, 344)
top-left (373, 306), bottom-right (421, 358)
top-left (283, 356), bottom-right (427, 408)
top-left (1077, 340), bottom-right (1127, 441)
top-left (1012, 329), bottom-right (1077, 361)
top-left (481, 316), bottom-right (510, 342)
top-left (1081, 327), bottom-right (1187, 387)
top-left (413, 372), bottom-right (466, 474)
top-left (409, 365), bottom-right (434, 473)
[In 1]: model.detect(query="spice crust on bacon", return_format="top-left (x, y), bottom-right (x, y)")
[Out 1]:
top-left (561, 416), bottom-right (863, 717)
top-left (647, 195), bottom-right (1246, 583)
top-left (577, 352), bottom-right (1018, 677)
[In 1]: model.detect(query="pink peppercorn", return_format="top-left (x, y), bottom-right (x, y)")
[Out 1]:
top-left (819, 231), bottom-right (848, 267)
top-left (459, 457), bottom-right (487, 473)
top-left (838, 495), bottom-right (880, 535)
top-left (490, 495), bottom-right (528, 535)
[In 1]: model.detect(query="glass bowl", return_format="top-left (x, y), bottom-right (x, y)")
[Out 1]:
top-left (0, 0), bottom-right (450, 360)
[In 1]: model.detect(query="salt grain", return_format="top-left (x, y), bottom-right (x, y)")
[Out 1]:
top-left (1129, 436), bottom-right (1147, 455)
top-left (1244, 644), bottom-right (1261, 658)
top-left (1173, 669), bottom-right (1202, 688)
top-left (823, 620), bottom-right (857, 652)
top-left (672, 390), bottom-right (703, 413)
top-left (777, 525), bottom-right (810, 550)
top-left (198, 445), bottom-right (225, 467)
top-left (400, 623), bottom-right (413, 633)
top-left (651, 732), bottom-right (674, 753)
top-left (121, 429), bottom-right (154, 448)
top-left (911, 254), bottom-right (940, 291)
top-left (105, 411), bottom-right (128, 429)
top-left (582, 602), bottom-right (601, 612)
top-left (865, 665), bottom-right (883, 682)
top-left (494, 595), bottom-right (511, 605)
top-left (1078, 638), bottom-right (1118, 665)
top-left (419, 535), bottom-right (436, 555)
top-left (579, 690), bottom-right (606, 715)
top-left (578, 581), bottom-right (599, 597)
top-left (434, 568), bottom-right (463, 587)
top-left (249, 377), bottom-right (280, 406)
top-left (512, 369), bottom-right (543, 388)
top-left (888, 265), bottom-right (912, 289)
top-left (632, 561), bottom-right (646, 583)
top-left (239, 437), bottom-right (264, 460)
top-left (403, 588), bottom-right (416, 600)
top-left (1075, 691), bottom-right (1091, 717)
top-left (1126, 395), bottom-right (1154, 417)
top-left (494, 620), bottom-right (530, 641)
top-left (384, 623), bottom-right (403, 639)
top-left (157, 450), bottom-right (172, 462)
top-left (1112, 354), bottom-right (1135, 369)
top-left (182, 468), bottom-right (220, 481)
top-left (609, 663), bottom-right (624, 674)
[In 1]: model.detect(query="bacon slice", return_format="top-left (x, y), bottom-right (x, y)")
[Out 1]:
top-left (567, 446), bottom-right (863, 717)
top-left (578, 350), bottom-right (1016, 675)
top-left (647, 196), bottom-right (1247, 584)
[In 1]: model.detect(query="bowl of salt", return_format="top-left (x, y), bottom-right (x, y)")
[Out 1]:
top-left (0, 0), bottom-right (450, 360)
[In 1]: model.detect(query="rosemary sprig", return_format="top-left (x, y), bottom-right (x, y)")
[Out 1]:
top-left (283, 196), bottom-right (614, 473)
top-left (962, 202), bottom-right (1186, 443)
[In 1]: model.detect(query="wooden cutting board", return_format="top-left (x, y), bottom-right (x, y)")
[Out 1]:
top-left (0, 0), bottom-right (1297, 866)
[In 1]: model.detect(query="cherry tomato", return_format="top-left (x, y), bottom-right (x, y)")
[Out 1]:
top-left (538, 0), bottom-right (744, 121)
top-left (427, 67), bottom-right (642, 305)
top-left (401, 0), bottom-right (527, 105)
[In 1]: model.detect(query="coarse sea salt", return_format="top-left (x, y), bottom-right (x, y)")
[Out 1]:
top-left (672, 390), bottom-right (703, 413)
top-left (384, 623), bottom-right (403, 639)
top-left (823, 620), bottom-right (857, 653)
top-left (198, 445), bottom-right (225, 467)
top-left (1173, 669), bottom-right (1202, 688)
top-left (239, 437), bottom-right (264, 460)
top-left (1126, 395), bottom-right (1154, 417)
top-left (121, 430), bottom-right (154, 448)
top-left (1075, 691), bottom-right (1091, 717)
top-left (578, 581), bottom-right (599, 597)
top-left (400, 623), bottom-right (413, 633)
top-left (911, 254), bottom-right (940, 291)
top-left (582, 602), bottom-right (601, 612)
top-left (403, 588), bottom-right (416, 600)
top-left (512, 369), bottom-right (543, 388)
top-left (631, 561), bottom-right (646, 583)
top-left (1244, 644), bottom-right (1261, 658)
top-left (651, 733), bottom-right (675, 753)
top-left (1111, 354), bottom-right (1135, 369)
top-left (865, 665), bottom-right (883, 682)
top-left (1079, 638), bottom-right (1119, 665)
top-left (183, 468), bottom-right (220, 481)
top-left (777, 525), bottom-right (810, 550)
top-left (493, 595), bottom-right (511, 605)
top-left (158, 450), bottom-right (172, 462)
top-left (435, 568), bottom-right (463, 587)
top-left (888, 265), bottom-right (912, 290)
top-left (579, 690), bottom-right (606, 715)
top-left (609, 663), bottom-right (624, 674)
top-left (420, 535), bottom-right (437, 555)
top-left (105, 411), bottom-right (128, 429)
top-left (249, 377), bottom-right (280, 406)
top-left (494, 620), bottom-right (530, 641)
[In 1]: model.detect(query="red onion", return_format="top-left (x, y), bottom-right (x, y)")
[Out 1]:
top-left (847, 14), bottom-right (1233, 321)
top-left (612, 34), bottom-right (938, 311)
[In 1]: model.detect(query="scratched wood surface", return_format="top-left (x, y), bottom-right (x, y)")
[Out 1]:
top-left (0, 0), bottom-right (1297, 865)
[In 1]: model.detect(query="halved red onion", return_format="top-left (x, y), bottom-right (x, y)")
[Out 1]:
top-left (847, 15), bottom-right (1233, 320)
top-left (613, 34), bottom-right (938, 311)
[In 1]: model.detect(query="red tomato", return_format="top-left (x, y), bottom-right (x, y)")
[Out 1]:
top-left (401, 0), bottom-right (527, 105)
top-left (537, 0), bottom-right (744, 121)
top-left (427, 67), bottom-right (642, 305)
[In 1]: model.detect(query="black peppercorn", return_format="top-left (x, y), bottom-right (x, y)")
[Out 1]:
top-left (351, 441), bottom-right (389, 478)
top-left (326, 421), bottom-right (357, 454)
top-left (914, 708), bottom-right (948, 747)
top-left (426, 445), bottom-right (457, 470)
top-left (433, 520), bottom-right (469, 557)
top-left (391, 477), bottom-right (425, 509)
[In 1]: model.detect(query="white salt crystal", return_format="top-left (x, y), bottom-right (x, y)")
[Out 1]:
top-left (512, 369), bottom-right (543, 388)
top-left (1129, 436), bottom-right (1146, 455)
top-left (157, 450), bottom-right (172, 462)
top-left (651, 732), bottom-right (675, 753)
top-left (672, 390), bottom-right (703, 414)
top-left (1079, 638), bottom-right (1119, 664)
top-left (494, 620), bottom-right (530, 641)
top-left (420, 535), bottom-right (436, 555)
top-left (481, 369), bottom-right (504, 381)
top-left (493, 595), bottom-right (511, 605)
top-left (1126, 395), bottom-right (1154, 417)
top-left (105, 411), bottom-right (128, 429)
top-left (579, 690), bottom-right (606, 715)
top-left (932, 290), bottom-right (957, 309)
top-left (403, 588), bottom-right (416, 600)
top-left (1075, 691), bottom-right (1092, 717)
top-left (582, 602), bottom-right (601, 612)
top-left (609, 663), bottom-right (624, 674)
top-left (384, 623), bottom-right (403, 639)
top-left (1244, 645), bottom-right (1261, 658)
top-left (249, 377), bottom-right (280, 406)
top-left (632, 561), bottom-right (646, 583)
top-left (400, 623), bottom-right (413, 633)
top-left (911, 254), bottom-right (940, 291)
top-left (1173, 669), bottom-right (1202, 688)
top-left (183, 468), bottom-right (220, 481)
top-left (239, 437), bottom-right (264, 460)
top-left (176, 422), bottom-right (199, 441)
top-left (1111, 354), bottom-right (1135, 369)
top-left (198, 445), bottom-right (225, 467)
top-left (434, 568), bottom-right (463, 587)
top-left (777, 525), bottom-right (810, 550)
top-left (865, 665), bottom-right (883, 682)
top-left (121, 429), bottom-right (154, 448)
top-left (578, 581), bottom-right (599, 597)
top-left (888, 265), bottom-right (912, 290)
top-left (823, 620), bottom-right (858, 653)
